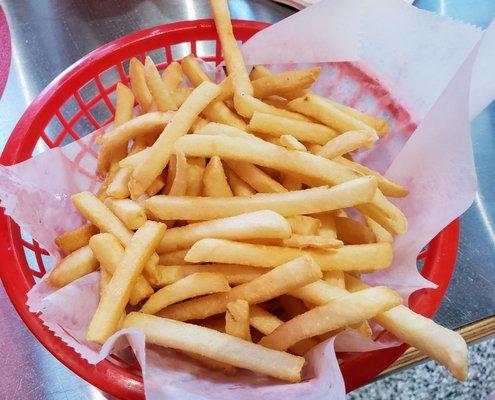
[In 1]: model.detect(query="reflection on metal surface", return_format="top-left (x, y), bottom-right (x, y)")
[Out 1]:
top-left (0, 0), bottom-right (493, 399)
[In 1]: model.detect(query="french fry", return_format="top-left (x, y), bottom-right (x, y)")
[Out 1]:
top-left (280, 174), bottom-right (302, 191)
top-left (181, 54), bottom-right (246, 129)
top-left (287, 93), bottom-right (376, 134)
top-left (282, 234), bottom-right (343, 249)
top-left (141, 272), bottom-right (230, 315)
top-left (202, 156), bottom-right (233, 197)
top-left (224, 166), bottom-right (256, 196)
top-left (217, 75), bottom-right (234, 102)
top-left (323, 271), bottom-right (345, 288)
top-left (146, 174), bottom-right (166, 196)
top-left (104, 198), bottom-right (147, 230)
top-left (334, 156), bottom-right (409, 197)
top-left (123, 312), bottom-right (304, 382)
top-left (183, 351), bottom-right (237, 375)
top-left (100, 267), bottom-right (111, 297)
top-left (225, 299), bottom-right (251, 341)
top-left (251, 68), bottom-right (320, 99)
top-left (161, 61), bottom-right (184, 93)
top-left (344, 274), bottom-right (468, 380)
top-left (196, 122), bottom-right (261, 142)
top-left (146, 176), bottom-right (377, 221)
top-left (186, 157), bottom-right (206, 196)
top-left (324, 98), bottom-right (388, 136)
top-left (249, 305), bottom-right (318, 355)
top-left (106, 166), bottom-right (132, 199)
top-left (279, 135), bottom-right (307, 152)
top-left (154, 263), bottom-right (264, 286)
top-left (158, 249), bottom-right (190, 265)
top-left (234, 92), bottom-right (311, 121)
top-left (55, 224), bottom-right (99, 254)
top-left (225, 161), bottom-right (287, 193)
top-left (158, 210), bottom-right (291, 253)
top-left (129, 57), bottom-right (153, 113)
top-left (119, 147), bottom-right (150, 169)
top-left (185, 239), bottom-right (393, 271)
top-left (144, 56), bottom-right (177, 111)
top-left (249, 65), bottom-right (271, 80)
top-left (89, 233), bottom-right (154, 306)
top-left (86, 221), bottom-right (166, 343)
top-left (285, 215), bottom-right (321, 236)
top-left (335, 216), bottom-right (376, 244)
top-left (158, 255), bottom-right (322, 321)
top-left (315, 212), bottom-right (337, 239)
top-left (259, 286), bottom-right (401, 351)
top-left (129, 82), bottom-right (220, 198)
top-left (163, 154), bottom-right (177, 195)
top-left (48, 245), bottom-right (99, 287)
top-left (365, 216), bottom-right (393, 243)
top-left (168, 151), bottom-right (188, 196)
top-left (317, 130), bottom-right (378, 159)
top-left (210, 0), bottom-right (253, 96)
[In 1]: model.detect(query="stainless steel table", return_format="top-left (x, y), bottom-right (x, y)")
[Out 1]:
top-left (0, 0), bottom-right (493, 399)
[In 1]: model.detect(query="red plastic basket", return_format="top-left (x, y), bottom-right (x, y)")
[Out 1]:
top-left (0, 19), bottom-right (460, 398)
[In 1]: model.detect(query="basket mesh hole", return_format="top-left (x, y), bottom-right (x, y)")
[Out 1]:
top-left (171, 42), bottom-right (191, 61)
top-left (73, 115), bottom-right (95, 137)
top-left (60, 95), bottom-right (80, 122)
top-left (121, 59), bottom-right (132, 79)
top-left (79, 79), bottom-right (100, 104)
top-left (44, 115), bottom-right (64, 142)
top-left (195, 40), bottom-right (216, 58)
top-left (146, 48), bottom-right (167, 68)
top-left (90, 99), bottom-right (113, 127)
top-left (99, 66), bottom-right (121, 89)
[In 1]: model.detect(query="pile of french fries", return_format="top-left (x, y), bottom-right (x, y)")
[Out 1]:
top-left (48, 0), bottom-right (467, 385)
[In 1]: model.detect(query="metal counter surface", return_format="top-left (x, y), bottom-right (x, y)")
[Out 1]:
top-left (0, 0), bottom-right (493, 399)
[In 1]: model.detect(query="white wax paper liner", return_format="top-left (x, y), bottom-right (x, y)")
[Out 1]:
top-left (1, 0), bottom-right (494, 398)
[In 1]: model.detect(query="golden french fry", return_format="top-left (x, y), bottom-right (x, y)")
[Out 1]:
top-left (287, 93), bottom-right (376, 134)
top-left (323, 271), bottom-right (345, 288)
top-left (202, 156), bottom-right (233, 197)
top-left (285, 215), bottom-right (321, 236)
top-left (161, 61), bottom-right (183, 92)
top-left (183, 351), bottom-right (237, 375)
top-left (317, 130), bottom-right (378, 159)
top-left (324, 97), bottom-right (388, 136)
top-left (55, 224), bottom-right (99, 254)
top-left (146, 174), bottom-right (166, 196)
top-left (225, 161), bottom-right (287, 193)
top-left (196, 122), bottom-right (262, 142)
top-left (86, 221), bottom-right (166, 343)
top-left (158, 249), bottom-right (190, 265)
top-left (217, 75), bottom-right (234, 102)
top-left (344, 274), bottom-right (468, 381)
top-left (334, 156), bottom-right (409, 198)
top-left (123, 312), bottom-right (304, 382)
top-left (210, 0), bottom-right (253, 96)
top-left (163, 154), bottom-right (177, 195)
top-left (119, 147), bottom-right (150, 169)
top-left (106, 166), bottom-right (132, 199)
top-left (158, 210), bottom-right (291, 253)
top-left (185, 238), bottom-right (392, 271)
top-left (129, 57), bottom-right (153, 113)
top-left (365, 216), bottom-right (394, 243)
top-left (249, 65), bottom-right (271, 80)
top-left (181, 54), bottom-right (246, 129)
top-left (144, 57), bottom-right (177, 111)
top-left (262, 96), bottom-right (290, 109)
top-left (234, 92), bottom-right (311, 121)
top-left (89, 233), bottom-right (154, 306)
top-left (278, 135), bottom-right (307, 152)
top-left (315, 212), bottom-right (337, 239)
top-left (186, 157), bottom-right (206, 196)
top-left (225, 299), bottom-right (252, 341)
top-left (282, 234), bottom-right (343, 249)
top-left (154, 263), bottom-right (264, 286)
top-left (104, 198), bottom-right (147, 230)
top-left (335, 216), bottom-right (376, 245)
top-left (168, 151), bottom-right (188, 196)
top-left (141, 272), bottom-right (230, 314)
top-left (249, 305), bottom-right (317, 355)
top-left (158, 255), bottom-right (321, 321)
top-left (259, 286), bottom-right (401, 351)
top-left (100, 267), bottom-right (111, 297)
top-left (129, 82), bottom-right (220, 198)
top-left (251, 68), bottom-right (320, 99)
top-left (224, 166), bottom-right (256, 196)
top-left (48, 245), bottom-right (99, 287)
top-left (146, 176), bottom-right (377, 221)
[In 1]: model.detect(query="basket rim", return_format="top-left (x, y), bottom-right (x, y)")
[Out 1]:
top-left (0, 18), bottom-right (460, 399)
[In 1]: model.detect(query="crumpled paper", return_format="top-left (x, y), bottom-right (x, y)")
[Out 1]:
top-left (1, 0), bottom-right (494, 398)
